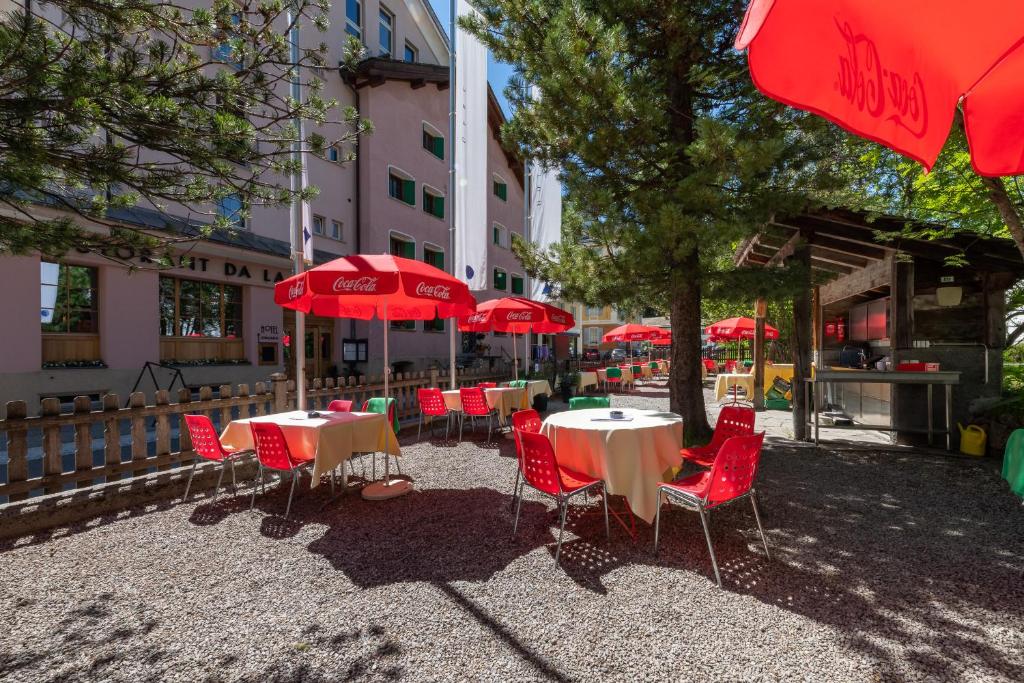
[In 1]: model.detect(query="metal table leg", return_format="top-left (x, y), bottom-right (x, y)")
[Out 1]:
top-left (814, 380), bottom-right (820, 446)
top-left (945, 384), bottom-right (953, 451)
top-left (927, 384), bottom-right (933, 446)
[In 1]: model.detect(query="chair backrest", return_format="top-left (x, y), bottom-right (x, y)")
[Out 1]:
top-left (516, 430), bottom-right (564, 496)
top-left (703, 358), bottom-right (717, 372)
top-left (711, 406), bottom-right (757, 450)
top-left (417, 388), bottom-right (448, 416)
top-left (184, 414), bottom-right (228, 462)
top-left (569, 396), bottom-right (611, 410)
top-left (705, 432), bottom-right (765, 506)
top-left (477, 382), bottom-right (497, 390)
top-left (362, 397), bottom-right (398, 433)
top-left (631, 364), bottom-right (643, 374)
top-left (459, 387), bottom-right (491, 416)
top-left (249, 421), bottom-right (299, 470)
top-left (649, 361), bottom-right (659, 369)
top-left (606, 367), bottom-right (622, 380)
top-left (511, 408), bottom-right (543, 463)
top-left (724, 360), bottom-right (738, 373)
top-left (327, 399), bottom-right (354, 412)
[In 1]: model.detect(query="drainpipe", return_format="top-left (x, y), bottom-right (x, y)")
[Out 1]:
top-left (350, 81), bottom-right (362, 344)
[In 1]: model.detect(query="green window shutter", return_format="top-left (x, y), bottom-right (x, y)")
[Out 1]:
top-left (434, 251), bottom-right (443, 270)
top-left (492, 226), bottom-right (499, 245)
top-left (511, 276), bottom-right (524, 295)
top-left (434, 195), bottom-right (444, 219)
top-left (494, 269), bottom-right (506, 290)
top-left (433, 136), bottom-right (444, 159)
top-left (402, 179), bottom-right (415, 205)
top-left (402, 240), bottom-right (415, 258)
top-left (495, 182), bottom-right (507, 201)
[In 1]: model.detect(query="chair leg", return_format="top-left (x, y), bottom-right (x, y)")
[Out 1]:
top-left (417, 414), bottom-right (423, 441)
top-left (250, 463), bottom-right (264, 511)
top-left (459, 413), bottom-right (465, 442)
top-left (512, 485), bottom-right (524, 538)
top-left (229, 457), bottom-right (238, 494)
top-left (285, 469), bottom-right (300, 519)
top-left (213, 460), bottom-right (227, 504)
top-left (182, 461), bottom-right (198, 502)
top-left (487, 414), bottom-right (493, 443)
top-left (555, 501), bottom-right (568, 564)
top-left (509, 469), bottom-right (521, 512)
top-left (697, 505), bottom-right (722, 588)
top-left (751, 490), bottom-right (771, 560)
top-left (653, 491), bottom-right (663, 555)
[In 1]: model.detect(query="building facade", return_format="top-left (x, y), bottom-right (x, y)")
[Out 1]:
top-left (0, 0), bottom-right (528, 413)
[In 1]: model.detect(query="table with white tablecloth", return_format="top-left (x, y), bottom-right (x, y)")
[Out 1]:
top-left (442, 387), bottom-right (525, 425)
top-left (540, 408), bottom-right (684, 523)
top-left (577, 371), bottom-right (599, 392)
top-left (520, 380), bottom-right (553, 408)
top-left (220, 411), bottom-right (399, 488)
top-left (714, 373), bottom-right (754, 401)
top-left (596, 367), bottom-right (635, 387)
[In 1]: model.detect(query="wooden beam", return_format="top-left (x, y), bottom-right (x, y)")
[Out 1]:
top-left (810, 233), bottom-right (887, 260)
top-left (810, 245), bottom-right (869, 269)
top-left (410, 79), bottom-right (426, 89)
top-left (891, 258), bottom-right (915, 351)
top-left (753, 298), bottom-right (766, 411)
top-left (819, 255), bottom-right (892, 305)
top-left (809, 257), bottom-right (853, 275)
top-left (766, 230), bottom-right (804, 267)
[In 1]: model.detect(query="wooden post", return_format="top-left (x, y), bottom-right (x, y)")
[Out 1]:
top-left (753, 298), bottom-right (767, 411)
top-left (73, 396), bottom-right (93, 487)
top-left (891, 257), bottom-right (915, 439)
top-left (40, 398), bottom-right (63, 494)
top-left (791, 244), bottom-right (813, 441)
top-left (177, 387), bottom-right (193, 456)
top-left (102, 393), bottom-right (120, 469)
top-left (129, 392), bottom-right (147, 472)
top-left (271, 373), bottom-right (288, 413)
top-left (154, 390), bottom-right (171, 471)
top-left (430, 366), bottom-right (439, 389)
top-left (5, 401), bottom-right (28, 501)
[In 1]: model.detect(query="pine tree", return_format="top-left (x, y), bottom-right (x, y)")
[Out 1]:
top-left (463, 0), bottom-right (846, 439)
top-left (0, 0), bottom-right (369, 265)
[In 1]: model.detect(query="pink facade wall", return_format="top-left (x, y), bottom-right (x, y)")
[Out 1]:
top-left (0, 255), bottom-right (42, 373)
top-left (100, 267), bottom-right (159, 369)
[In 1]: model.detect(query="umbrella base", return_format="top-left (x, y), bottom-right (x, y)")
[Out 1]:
top-left (361, 478), bottom-right (413, 500)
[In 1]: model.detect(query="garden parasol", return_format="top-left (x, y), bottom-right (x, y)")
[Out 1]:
top-left (458, 297), bottom-right (575, 379)
top-left (736, 0), bottom-right (1024, 176)
top-left (275, 254), bottom-right (477, 499)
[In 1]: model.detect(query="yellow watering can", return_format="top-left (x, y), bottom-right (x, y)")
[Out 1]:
top-left (958, 424), bottom-right (987, 457)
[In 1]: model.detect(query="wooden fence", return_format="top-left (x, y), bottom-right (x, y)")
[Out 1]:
top-left (0, 367), bottom-right (508, 504)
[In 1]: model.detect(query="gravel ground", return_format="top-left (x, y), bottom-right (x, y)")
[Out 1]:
top-left (1, 382), bottom-right (1023, 682)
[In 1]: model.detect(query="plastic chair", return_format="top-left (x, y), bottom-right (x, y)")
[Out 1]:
top-left (724, 359), bottom-right (738, 374)
top-left (416, 388), bottom-right (451, 440)
top-left (654, 433), bottom-right (770, 587)
top-left (477, 382), bottom-right (498, 390)
top-left (327, 399), bottom-right (354, 412)
top-left (182, 414), bottom-right (250, 504)
top-left (458, 387), bottom-right (498, 442)
top-left (604, 366), bottom-right (623, 393)
top-left (248, 421), bottom-right (316, 519)
top-left (514, 430), bottom-right (609, 563)
top-left (702, 358), bottom-right (717, 375)
top-left (569, 396), bottom-right (611, 410)
top-left (680, 406), bottom-right (756, 468)
top-left (510, 409), bottom-right (543, 511)
top-left (362, 398), bottom-right (400, 478)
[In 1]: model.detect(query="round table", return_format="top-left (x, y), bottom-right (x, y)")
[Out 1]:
top-left (540, 408), bottom-right (683, 523)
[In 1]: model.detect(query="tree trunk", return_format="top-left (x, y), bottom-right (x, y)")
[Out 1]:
top-left (979, 175), bottom-right (1024, 262)
top-left (669, 247), bottom-right (712, 444)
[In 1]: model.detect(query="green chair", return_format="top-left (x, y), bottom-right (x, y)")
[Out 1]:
top-left (507, 379), bottom-right (528, 389)
top-left (569, 396), bottom-right (611, 410)
top-left (604, 367), bottom-right (623, 392)
top-left (631, 364), bottom-right (644, 386)
top-left (1003, 429), bottom-right (1024, 499)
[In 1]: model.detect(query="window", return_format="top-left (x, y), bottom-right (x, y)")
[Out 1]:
top-left (40, 262), bottom-right (98, 334)
top-left (346, 0), bottom-right (361, 39)
top-left (331, 220), bottom-right (343, 241)
top-left (159, 277), bottom-right (243, 339)
top-left (213, 13), bottom-right (243, 69)
top-left (389, 234), bottom-right (416, 329)
top-left (404, 41), bottom-right (418, 63)
top-left (493, 267), bottom-right (507, 291)
top-left (493, 177), bottom-right (508, 201)
top-left (312, 214), bottom-right (325, 235)
top-left (327, 145), bottom-right (340, 162)
top-left (217, 193), bottom-right (245, 228)
top-left (423, 245), bottom-right (446, 332)
top-left (586, 305), bottom-right (602, 319)
top-left (585, 327), bottom-right (602, 345)
top-left (511, 274), bottom-right (525, 296)
top-left (492, 223), bottom-right (509, 248)
top-left (388, 168), bottom-right (415, 206)
top-left (378, 7), bottom-right (393, 57)
top-left (422, 187), bottom-right (445, 220)
top-left (422, 126), bottom-right (444, 160)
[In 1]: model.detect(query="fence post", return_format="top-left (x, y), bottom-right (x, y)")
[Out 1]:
top-left (219, 385), bottom-right (233, 430)
top-left (155, 390), bottom-right (171, 471)
top-left (40, 397), bottom-right (63, 494)
top-left (102, 393), bottom-right (120, 470)
top-left (177, 387), bottom-right (193, 456)
top-left (73, 396), bottom-right (93, 488)
top-left (271, 373), bottom-right (288, 413)
top-left (5, 401), bottom-right (28, 501)
top-left (129, 392), bottom-right (147, 472)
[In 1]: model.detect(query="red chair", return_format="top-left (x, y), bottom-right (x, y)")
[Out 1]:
top-left (510, 409), bottom-right (543, 510)
top-left (724, 359), bottom-right (738, 374)
top-left (702, 358), bottom-right (717, 375)
top-left (458, 387), bottom-right (498, 442)
top-left (182, 414), bottom-right (251, 504)
top-left (327, 399), bottom-right (354, 412)
top-left (604, 366), bottom-right (624, 393)
top-left (477, 382), bottom-right (498, 390)
top-left (514, 430), bottom-right (609, 563)
top-left (416, 388), bottom-right (452, 440)
top-left (654, 432), bottom-right (770, 587)
top-left (248, 422), bottom-right (316, 519)
top-left (680, 406), bottom-right (756, 468)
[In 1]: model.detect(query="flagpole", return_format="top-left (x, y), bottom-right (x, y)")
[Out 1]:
top-left (288, 3), bottom-right (306, 411)
top-left (447, 0), bottom-right (458, 390)
top-left (522, 82), bottom-right (531, 377)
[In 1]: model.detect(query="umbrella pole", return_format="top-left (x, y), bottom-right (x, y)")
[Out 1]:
top-left (513, 331), bottom-right (518, 381)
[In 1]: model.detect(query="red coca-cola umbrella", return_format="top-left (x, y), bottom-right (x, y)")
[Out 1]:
top-left (705, 317), bottom-right (779, 341)
top-left (275, 254), bottom-right (477, 500)
top-left (601, 323), bottom-right (665, 343)
top-left (736, 0), bottom-right (1024, 176)
top-left (457, 297), bottom-right (575, 379)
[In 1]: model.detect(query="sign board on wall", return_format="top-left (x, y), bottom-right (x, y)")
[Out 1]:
top-left (257, 324), bottom-right (281, 344)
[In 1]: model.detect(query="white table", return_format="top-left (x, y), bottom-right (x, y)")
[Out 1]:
top-left (540, 408), bottom-right (684, 524)
top-left (442, 387), bottom-right (525, 426)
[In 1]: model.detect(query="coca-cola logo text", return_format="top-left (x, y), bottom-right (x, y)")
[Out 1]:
top-left (415, 282), bottom-right (452, 300)
top-left (835, 19), bottom-right (928, 139)
top-left (332, 276), bottom-right (379, 293)
top-left (288, 280), bottom-right (305, 300)
top-left (505, 311), bottom-right (534, 321)
top-left (467, 312), bottom-right (488, 323)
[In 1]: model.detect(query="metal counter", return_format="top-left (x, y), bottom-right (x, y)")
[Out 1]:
top-left (803, 370), bottom-right (961, 449)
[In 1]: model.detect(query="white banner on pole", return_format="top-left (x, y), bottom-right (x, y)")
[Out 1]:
top-left (301, 158), bottom-right (314, 265)
top-left (454, 0), bottom-right (488, 291)
top-left (528, 85), bottom-right (562, 302)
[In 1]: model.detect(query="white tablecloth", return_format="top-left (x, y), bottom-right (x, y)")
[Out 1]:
top-left (220, 411), bottom-right (399, 488)
top-left (578, 371), bottom-right (599, 391)
top-left (714, 373), bottom-right (755, 401)
top-left (442, 387), bottom-right (525, 425)
top-left (540, 408), bottom-right (684, 523)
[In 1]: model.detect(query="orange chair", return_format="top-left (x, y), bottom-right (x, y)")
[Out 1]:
top-left (655, 433), bottom-right (770, 587)
top-left (182, 414), bottom-right (250, 504)
top-left (248, 421), bottom-right (317, 519)
top-left (680, 406), bottom-right (756, 468)
top-left (327, 399), bottom-right (354, 412)
top-left (416, 387), bottom-right (451, 440)
top-left (514, 430), bottom-right (609, 563)
top-left (477, 382), bottom-right (498, 389)
top-left (510, 409), bottom-right (543, 510)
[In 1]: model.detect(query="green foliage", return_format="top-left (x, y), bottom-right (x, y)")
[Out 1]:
top-left (0, 0), bottom-right (369, 265)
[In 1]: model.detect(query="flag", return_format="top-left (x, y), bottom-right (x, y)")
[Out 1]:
top-left (454, 0), bottom-right (488, 291)
top-left (527, 87), bottom-right (562, 302)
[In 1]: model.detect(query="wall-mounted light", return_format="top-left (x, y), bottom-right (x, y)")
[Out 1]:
top-left (936, 275), bottom-right (962, 306)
